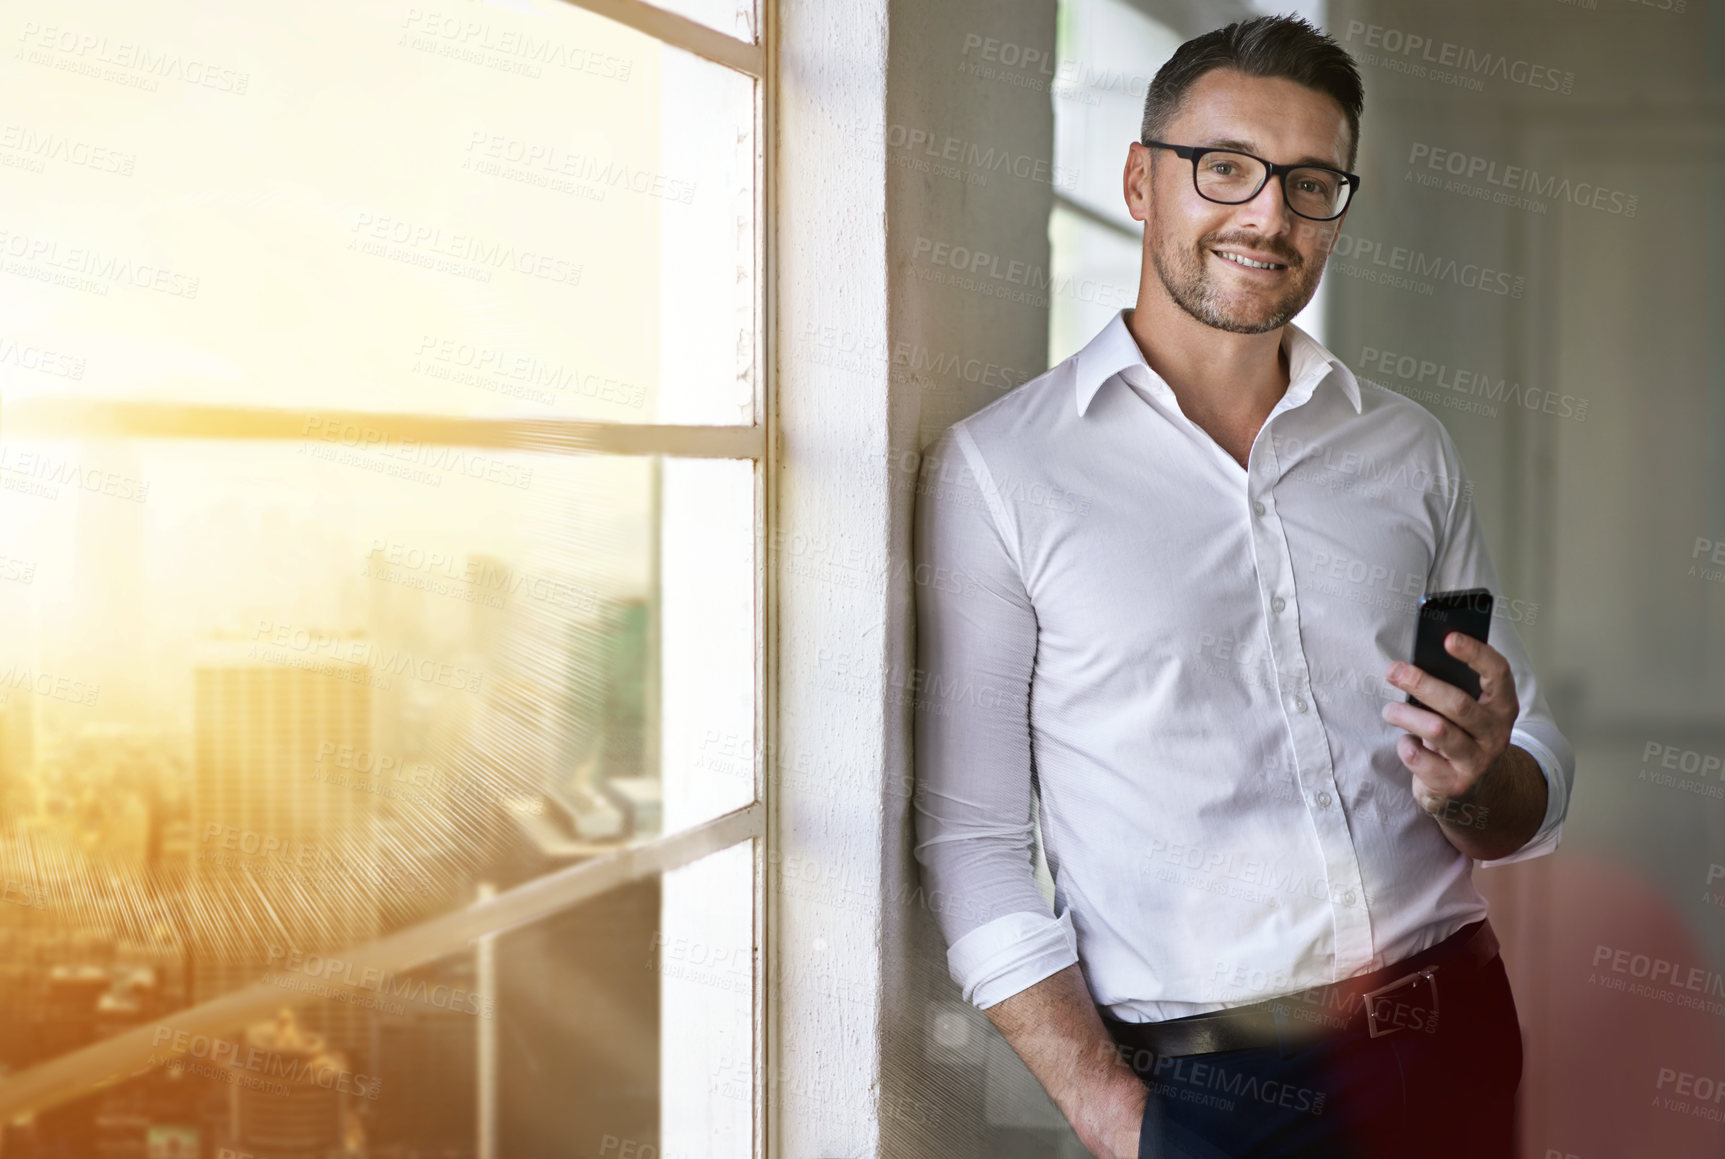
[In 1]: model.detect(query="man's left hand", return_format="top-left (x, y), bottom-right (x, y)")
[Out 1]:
top-left (1381, 632), bottom-right (1520, 816)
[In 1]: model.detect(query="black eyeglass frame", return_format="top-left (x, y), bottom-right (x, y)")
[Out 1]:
top-left (1140, 139), bottom-right (1361, 222)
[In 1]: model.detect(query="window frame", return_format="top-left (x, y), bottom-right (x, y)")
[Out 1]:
top-left (0, 4), bottom-right (775, 1157)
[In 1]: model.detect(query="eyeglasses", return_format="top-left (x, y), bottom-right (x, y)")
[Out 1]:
top-left (1140, 140), bottom-right (1360, 222)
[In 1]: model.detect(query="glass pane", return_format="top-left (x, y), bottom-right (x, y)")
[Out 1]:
top-left (1047, 0), bottom-right (1172, 367)
top-left (1052, 0), bottom-right (1177, 229)
top-left (0, 432), bottom-right (757, 1148)
top-left (641, 0), bottom-right (757, 44)
top-left (659, 840), bottom-right (754, 1159)
top-left (0, 835), bottom-right (756, 1159)
top-left (1047, 202), bottom-right (1139, 365)
top-left (662, 458), bottom-right (757, 831)
top-left (0, 0), bottom-right (757, 424)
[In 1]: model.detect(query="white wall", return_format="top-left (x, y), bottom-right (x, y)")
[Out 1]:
top-left (772, 0), bottom-right (1066, 1153)
top-left (771, 1), bottom-right (894, 1155)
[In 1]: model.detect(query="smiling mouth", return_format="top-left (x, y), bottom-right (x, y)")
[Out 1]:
top-left (1213, 248), bottom-right (1288, 271)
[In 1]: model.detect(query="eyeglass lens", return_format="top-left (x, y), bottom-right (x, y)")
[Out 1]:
top-left (1195, 151), bottom-right (1350, 219)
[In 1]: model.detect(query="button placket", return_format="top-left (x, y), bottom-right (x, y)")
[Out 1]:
top-left (1250, 442), bottom-right (1375, 974)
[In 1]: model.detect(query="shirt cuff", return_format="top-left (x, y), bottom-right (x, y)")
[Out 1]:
top-left (1476, 729), bottom-right (1567, 867)
top-left (947, 908), bottom-right (1080, 1009)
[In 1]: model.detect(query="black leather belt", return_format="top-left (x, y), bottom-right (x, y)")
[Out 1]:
top-left (1104, 918), bottom-right (1500, 1060)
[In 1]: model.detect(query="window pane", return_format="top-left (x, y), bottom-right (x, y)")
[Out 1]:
top-left (1048, 0), bottom-right (1173, 366)
top-left (0, 433), bottom-right (757, 1147)
top-left (635, 0), bottom-right (757, 44)
top-left (659, 840), bottom-right (755, 1159)
top-left (0, 0), bottom-right (757, 424)
top-left (1052, 0), bottom-right (1176, 230)
top-left (1047, 202), bottom-right (1139, 365)
top-left (0, 841), bottom-right (757, 1159)
top-left (662, 457), bottom-right (757, 831)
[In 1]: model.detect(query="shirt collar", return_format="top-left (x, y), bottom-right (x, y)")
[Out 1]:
top-left (1073, 309), bottom-right (1362, 418)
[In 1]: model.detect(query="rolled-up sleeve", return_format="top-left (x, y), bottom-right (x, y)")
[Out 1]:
top-left (911, 425), bottom-right (1080, 1008)
top-left (1427, 426), bottom-right (1575, 867)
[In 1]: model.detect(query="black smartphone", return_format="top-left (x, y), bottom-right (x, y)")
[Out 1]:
top-left (1408, 588), bottom-right (1494, 709)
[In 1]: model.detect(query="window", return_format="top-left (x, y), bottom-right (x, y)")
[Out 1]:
top-left (0, 1), bottom-right (767, 1156)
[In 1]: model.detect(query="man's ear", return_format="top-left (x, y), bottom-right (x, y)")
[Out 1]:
top-left (1122, 142), bottom-right (1151, 224)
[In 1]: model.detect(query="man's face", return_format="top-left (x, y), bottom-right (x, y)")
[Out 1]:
top-left (1130, 69), bottom-right (1353, 335)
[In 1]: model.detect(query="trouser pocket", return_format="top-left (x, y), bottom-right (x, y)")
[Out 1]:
top-left (1136, 1078), bottom-right (1237, 1159)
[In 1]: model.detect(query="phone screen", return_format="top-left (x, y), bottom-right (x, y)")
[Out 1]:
top-left (1409, 588), bottom-right (1494, 708)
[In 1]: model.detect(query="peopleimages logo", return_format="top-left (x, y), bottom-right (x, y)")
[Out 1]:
top-left (400, 8), bottom-right (633, 81)
top-left (302, 415), bottom-right (533, 489)
top-left (910, 235), bottom-right (1134, 309)
top-left (800, 322), bottom-right (1029, 392)
top-left (1358, 345), bottom-right (1590, 422)
top-left (886, 123), bottom-right (1079, 190)
top-left (1693, 536), bottom-right (1725, 585)
top-left (148, 1026), bottom-right (380, 1099)
top-left (0, 333), bottom-right (86, 379)
top-left (0, 123), bottom-right (136, 176)
top-left (347, 211), bottom-right (582, 288)
top-left (250, 619), bottom-right (484, 694)
top-left (1407, 143), bottom-right (1637, 217)
top-left (267, 945), bottom-right (495, 1018)
top-left (463, 130), bottom-right (695, 204)
top-left (0, 447), bottom-right (149, 502)
top-left (0, 666), bottom-right (100, 707)
top-left (1330, 233), bottom-right (1524, 298)
top-left (16, 22), bottom-right (251, 94)
top-left (414, 334), bottom-right (645, 408)
top-left (0, 226), bottom-right (199, 298)
top-left (1341, 21), bottom-right (1576, 95)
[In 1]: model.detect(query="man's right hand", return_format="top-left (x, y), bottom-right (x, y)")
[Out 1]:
top-left (981, 962), bottom-right (1152, 1159)
top-left (1085, 1075), bottom-right (1149, 1159)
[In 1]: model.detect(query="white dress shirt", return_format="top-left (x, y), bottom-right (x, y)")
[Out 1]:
top-left (911, 309), bottom-right (1574, 1023)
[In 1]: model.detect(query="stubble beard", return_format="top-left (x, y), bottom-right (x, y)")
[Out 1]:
top-left (1149, 220), bottom-right (1326, 335)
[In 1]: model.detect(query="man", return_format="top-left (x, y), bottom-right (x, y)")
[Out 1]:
top-left (911, 15), bottom-right (1574, 1159)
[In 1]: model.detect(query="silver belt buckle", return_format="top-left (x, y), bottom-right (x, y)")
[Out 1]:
top-left (1362, 964), bottom-right (1440, 1038)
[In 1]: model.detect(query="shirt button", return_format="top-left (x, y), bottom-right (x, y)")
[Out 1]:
top-left (1271, 596), bottom-right (1286, 614)
top-left (1253, 500), bottom-right (1266, 517)
top-left (1343, 890), bottom-right (1358, 906)
top-left (1292, 695), bottom-right (1308, 713)
top-left (1316, 791), bottom-right (1332, 808)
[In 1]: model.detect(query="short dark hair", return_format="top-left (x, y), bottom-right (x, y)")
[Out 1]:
top-left (1140, 15), bottom-right (1364, 170)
